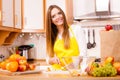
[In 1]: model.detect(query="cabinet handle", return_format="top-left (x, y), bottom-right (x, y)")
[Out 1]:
top-left (24, 17), bottom-right (27, 26)
top-left (2, 12), bottom-right (5, 23)
top-left (15, 15), bottom-right (18, 26)
top-left (0, 11), bottom-right (1, 21)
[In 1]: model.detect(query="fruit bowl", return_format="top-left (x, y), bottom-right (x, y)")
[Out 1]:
top-left (62, 56), bottom-right (96, 76)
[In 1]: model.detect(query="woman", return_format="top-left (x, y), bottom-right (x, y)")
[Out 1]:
top-left (46, 5), bottom-right (87, 70)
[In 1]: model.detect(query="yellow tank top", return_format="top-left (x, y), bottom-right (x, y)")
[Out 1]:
top-left (52, 27), bottom-right (80, 70)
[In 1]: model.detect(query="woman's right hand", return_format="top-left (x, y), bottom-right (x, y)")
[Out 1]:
top-left (49, 57), bottom-right (60, 65)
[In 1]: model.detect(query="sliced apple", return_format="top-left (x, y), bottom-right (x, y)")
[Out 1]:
top-left (105, 56), bottom-right (114, 64)
top-left (29, 64), bottom-right (36, 70)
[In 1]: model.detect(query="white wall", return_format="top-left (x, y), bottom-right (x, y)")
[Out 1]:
top-left (77, 19), bottom-right (120, 58)
top-left (73, 0), bottom-right (120, 17)
top-left (73, 0), bottom-right (95, 17)
top-left (111, 0), bottom-right (120, 13)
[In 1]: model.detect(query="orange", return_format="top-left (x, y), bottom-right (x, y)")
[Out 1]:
top-left (6, 61), bottom-right (18, 72)
top-left (0, 62), bottom-right (1, 68)
top-left (9, 54), bottom-right (21, 61)
top-left (0, 61), bottom-right (8, 70)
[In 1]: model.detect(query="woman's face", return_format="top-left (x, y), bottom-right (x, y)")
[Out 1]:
top-left (51, 8), bottom-right (64, 27)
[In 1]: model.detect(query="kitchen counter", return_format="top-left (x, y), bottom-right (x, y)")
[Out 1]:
top-left (0, 60), bottom-right (120, 80)
top-left (0, 72), bottom-right (120, 80)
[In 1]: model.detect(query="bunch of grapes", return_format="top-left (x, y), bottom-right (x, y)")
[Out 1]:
top-left (92, 65), bottom-right (117, 77)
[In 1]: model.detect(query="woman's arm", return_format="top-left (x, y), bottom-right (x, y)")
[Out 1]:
top-left (71, 23), bottom-right (87, 56)
top-left (46, 54), bottom-right (60, 65)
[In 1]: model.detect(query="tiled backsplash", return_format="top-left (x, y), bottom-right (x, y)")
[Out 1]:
top-left (0, 33), bottom-right (46, 60)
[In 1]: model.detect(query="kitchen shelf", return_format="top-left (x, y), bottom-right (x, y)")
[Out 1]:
top-left (0, 30), bottom-right (20, 46)
top-left (3, 32), bottom-right (20, 46)
top-left (0, 31), bottom-right (10, 45)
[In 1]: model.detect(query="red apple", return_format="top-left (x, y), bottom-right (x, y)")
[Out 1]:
top-left (26, 63), bottom-right (30, 70)
top-left (18, 59), bottom-right (27, 65)
top-left (117, 67), bottom-right (120, 75)
top-left (105, 56), bottom-right (114, 64)
top-left (85, 66), bottom-right (91, 74)
top-left (85, 62), bottom-right (99, 76)
top-left (18, 65), bottom-right (27, 71)
top-left (16, 56), bottom-right (26, 63)
top-left (105, 25), bottom-right (113, 31)
top-left (113, 62), bottom-right (120, 75)
top-left (29, 64), bottom-right (36, 70)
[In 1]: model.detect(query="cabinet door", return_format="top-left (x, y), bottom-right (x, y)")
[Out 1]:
top-left (2, 0), bottom-right (14, 27)
top-left (22, 0), bottom-right (44, 31)
top-left (46, 0), bottom-right (66, 13)
top-left (14, 0), bottom-right (22, 29)
top-left (0, 0), bottom-right (1, 25)
top-left (46, 0), bottom-right (73, 24)
top-left (73, 0), bottom-right (95, 17)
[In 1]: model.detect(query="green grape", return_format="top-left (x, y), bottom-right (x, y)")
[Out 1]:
top-left (104, 62), bottom-right (113, 67)
top-left (92, 65), bottom-right (117, 77)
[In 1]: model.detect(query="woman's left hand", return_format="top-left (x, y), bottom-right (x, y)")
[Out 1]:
top-left (49, 57), bottom-right (60, 64)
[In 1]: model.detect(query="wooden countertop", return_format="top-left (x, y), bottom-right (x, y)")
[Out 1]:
top-left (0, 60), bottom-right (120, 80)
top-left (0, 72), bottom-right (120, 80)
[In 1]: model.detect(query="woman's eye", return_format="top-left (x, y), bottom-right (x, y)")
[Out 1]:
top-left (51, 15), bottom-right (55, 18)
top-left (51, 12), bottom-right (62, 19)
top-left (58, 12), bottom-right (62, 15)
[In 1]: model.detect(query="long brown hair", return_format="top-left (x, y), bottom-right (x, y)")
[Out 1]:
top-left (46, 5), bottom-right (70, 57)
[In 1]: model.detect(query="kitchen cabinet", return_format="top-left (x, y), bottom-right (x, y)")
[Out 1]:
top-left (1, 0), bottom-right (14, 28)
top-left (0, 30), bottom-right (19, 45)
top-left (0, 31), bottom-right (20, 45)
top-left (0, 31), bottom-right (10, 45)
top-left (73, 0), bottom-right (95, 17)
top-left (110, 0), bottom-right (120, 13)
top-left (0, 0), bottom-right (1, 25)
top-left (21, 0), bottom-right (45, 33)
top-left (3, 32), bottom-right (20, 45)
top-left (0, 0), bottom-right (21, 45)
top-left (0, 0), bottom-right (22, 31)
top-left (14, 0), bottom-right (22, 29)
top-left (45, 0), bottom-right (73, 25)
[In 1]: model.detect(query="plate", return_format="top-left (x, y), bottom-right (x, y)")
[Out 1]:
top-left (0, 67), bottom-right (41, 75)
top-left (36, 66), bottom-right (69, 74)
top-left (42, 70), bottom-right (69, 74)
